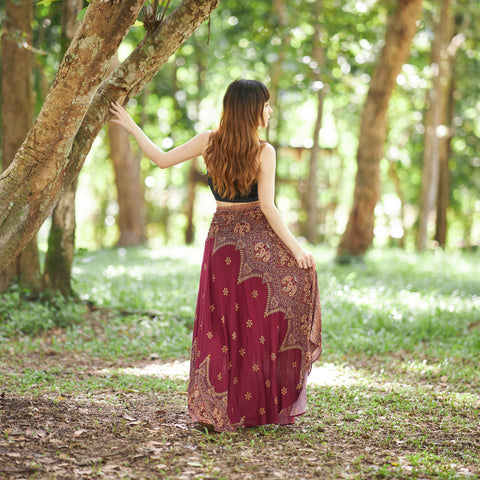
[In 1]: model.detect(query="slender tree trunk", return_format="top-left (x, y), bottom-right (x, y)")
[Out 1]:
top-left (43, 0), bottom-right (84, 295)
top-left (43, 179), bottom-right (77, 296)
top-left (387, 160), bottom-right (406, 248)
top-left (417, 0), bottom-right (454, 251)
top-left (305, 0), bottom-right (326, 243)
top-left (185, 158), bottom-right (199, 244)
top-left (268, 0), bottom-right (290, 144)
top-left (435, 35), bottom-right (463, 248)
top-left (337, 0), bottom-right (423, 260)
top-left (107, 54), bottom-right (146, 247)
top-left (434, 73), bottom-right (455, 248)
top-left (108, 121), bottom-right (146, 246)
top-left (0, 0), bottom-right (40, 293)
top-left (0, 0), bottom-right (146, 271)
top-left (185, 39), bottom-right (207, 245)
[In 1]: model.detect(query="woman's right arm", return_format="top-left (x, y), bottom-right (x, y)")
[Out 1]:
top-left (257, 143), bottom-right (315, 270)
top-left (109, 101), bottom-right (209, 169)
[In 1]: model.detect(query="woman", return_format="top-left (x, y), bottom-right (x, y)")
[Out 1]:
top-left (110, 79), bottom-right (322, 432)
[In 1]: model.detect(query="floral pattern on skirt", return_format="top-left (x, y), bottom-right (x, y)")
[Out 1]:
top-left (187, 202), bottom-right (322, 431)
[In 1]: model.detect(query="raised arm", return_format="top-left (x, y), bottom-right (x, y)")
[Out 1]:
top-left (257, 143), bottom-right (316, 270)
top-left (109, 101), bottom-right (209, 169)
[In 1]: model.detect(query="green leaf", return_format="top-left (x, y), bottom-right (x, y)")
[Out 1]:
top-left (77, 6), bottom-right (88, 21)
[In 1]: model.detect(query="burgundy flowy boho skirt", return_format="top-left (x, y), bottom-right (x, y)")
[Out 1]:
top-left (187, 202), bottom-right (322, 432)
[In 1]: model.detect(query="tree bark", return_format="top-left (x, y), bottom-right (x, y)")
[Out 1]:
top-left (417, 0), bottom-right (454, 251)
top-left (0, 0), bottom-right (220, 271)
top-left (0, 0), bottom-right (146, 271)
top-left (185, 38), bottom-right (207, 245)
top-left (43, 178), bottom-right (77, 296)
top-left (305, 0), bottom-right (326, 244)
top-left (43, 0), bottom-right (84, 295)
top-left (268, 0), bottom-right (290, 144)
top-left (435, 35), bottom-right (463, 248)
top-left (106, 53), bottom-right (146, 247)
top-left (434, 70), bottom-right (456, 248)
top-left (108, 121), bottom-right (146, 246)
top-left (0, 0), bottom-right (40, 292)
top-left (337, 0), bottom-right (423, 260)
top-left (185, 157), bottom-right (199, 244)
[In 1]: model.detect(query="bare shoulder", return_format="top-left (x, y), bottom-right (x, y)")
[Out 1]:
top-left (261, 142), bottom-right (276, 156)
top-left (197, 130), bottom-right (213, 153)
top-left (199, 130), bottom-right (213, 144)
top-left (259, 142), bottom-right (276, 168)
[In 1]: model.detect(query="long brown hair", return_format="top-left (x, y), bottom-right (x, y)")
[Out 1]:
top-left (204, 79), bottom-right (270, 200)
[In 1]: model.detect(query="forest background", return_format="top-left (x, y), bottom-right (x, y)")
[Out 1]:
top-left (2, 0), bottom-right (479, 291)
top-left (0, 1), bottom-right (479, 479)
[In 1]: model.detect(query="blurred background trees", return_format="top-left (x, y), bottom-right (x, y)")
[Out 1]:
top-left (1, 0), bottom-right (479, 293)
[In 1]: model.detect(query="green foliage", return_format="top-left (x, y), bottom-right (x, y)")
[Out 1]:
top-left (2, 364), bottom-right (185, 396)
top-left (26, 0), bottom-right (480, 249)
top-left (1, 246), bottom-right (479, 365)
top-left (325, 248), bottom-right (480, 359)
top-left (0, 288), bottom-right (85, 337)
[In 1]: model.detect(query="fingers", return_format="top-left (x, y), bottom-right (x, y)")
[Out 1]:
top-left (109, 101), bottom-right (129, 128)
top-left (109, 100), bottom-right (125, 117)
top-left (295, 252), bottom-right (316, 269)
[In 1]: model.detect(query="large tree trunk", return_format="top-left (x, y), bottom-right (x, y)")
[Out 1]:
top-left (0, 0), bottom-right (40, 293)
top-left (305, 0), bottom-right (326, 244)
top-left (0, 0), bottom-right (220, 272)
top-left (43, 0), bottom-right (84, 295)
top-left (337, 0), bottom-right (423, 260)
top-left (417, 0), bottom-right (454, 251)
top-left (0, 0), bottom-right (145, 271)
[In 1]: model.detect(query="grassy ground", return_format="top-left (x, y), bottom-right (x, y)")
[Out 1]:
top-left (0, 246), bottom-right (479, 479)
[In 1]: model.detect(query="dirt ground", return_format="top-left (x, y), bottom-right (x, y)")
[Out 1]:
top-left (0, 391), bottom-right (336, 480)
top-left (1, 352), bottom-right (479, 479)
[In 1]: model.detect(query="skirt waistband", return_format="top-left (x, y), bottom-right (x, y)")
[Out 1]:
top-left (215, 201), bottom-right (261, 213)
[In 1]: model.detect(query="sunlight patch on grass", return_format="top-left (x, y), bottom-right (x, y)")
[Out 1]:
top-left (147, 245), bottom-right (204, 264)
top-left (107, 360), bottom-right (190, 381)
top-left (308, 363), bottom-right (365, 387)
top-left (103, 361), bottom-right (366, 389)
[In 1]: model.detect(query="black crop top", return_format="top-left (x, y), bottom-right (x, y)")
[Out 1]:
top-left (207, 175), bottom-right (259, 203)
